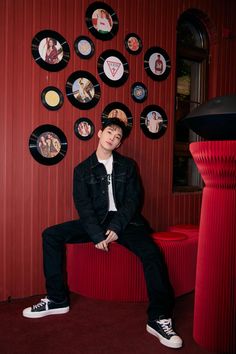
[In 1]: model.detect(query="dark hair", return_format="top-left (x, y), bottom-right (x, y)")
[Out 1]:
top-left (102, 118), bottom-right (129, 139)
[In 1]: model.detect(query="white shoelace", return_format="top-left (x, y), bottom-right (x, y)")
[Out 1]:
top-left (32, 298), bottom-right (49, 310)
top-left (157, 319), bottom-right (176, 336)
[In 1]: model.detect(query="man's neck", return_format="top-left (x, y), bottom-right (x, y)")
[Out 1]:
top-left (96, 146), bottom-right (112, 161)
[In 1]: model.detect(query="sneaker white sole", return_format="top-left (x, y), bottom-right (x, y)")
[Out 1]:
top-left (22, 306), bottom-right (70, 319)
top-left (146, 324), bottom-right (183, 349)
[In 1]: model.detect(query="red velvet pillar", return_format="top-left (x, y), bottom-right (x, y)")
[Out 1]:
top-left (190, 141), bottom-right (236, 353)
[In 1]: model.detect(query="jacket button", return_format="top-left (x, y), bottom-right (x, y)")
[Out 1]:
top-left (102, 190), bottom-right (105, 194)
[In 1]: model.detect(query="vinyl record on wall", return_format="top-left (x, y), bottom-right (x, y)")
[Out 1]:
top-left (131, 82), bottom-right (148, 103)
top-left (140, 105), bottom-right (168, 139)
top-left (74, 36), bottom-right (95, 59)
top-left (41, 86), bottom-right (64, 110)
top-left (97, 50), bottom-right (129, 87)
top-left (85, 2), bottom-right (119, 41)
top-left (124, 33), bottom-right (143, 55)
top-left (74, 118), bottom-right (95, 141)
top-left (29, 124), bottom-right (68, 165)
top-left (32, 30), bottom-right (70, 72)
top-left (65, 71), bottom-right (101, 109)
top-left (144, 47), bottom-right (171, 81)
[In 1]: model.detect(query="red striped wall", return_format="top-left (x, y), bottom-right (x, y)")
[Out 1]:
top-left (0, 0), bottom-right (236, 301)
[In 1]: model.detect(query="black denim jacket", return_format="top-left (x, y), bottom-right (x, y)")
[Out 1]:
top-left (73, 151), bottom-right (147, 243)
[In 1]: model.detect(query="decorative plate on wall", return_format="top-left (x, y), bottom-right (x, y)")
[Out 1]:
top-left (101, 102), bottom-right (133, 134)
top-left (74, 118), bottom-right (95, 141)
top-left (65, 71), bottom-right (101, 109)
top-left (41, 86), bottom-right (64, 110)
top-left (140, 105), bottom-right (168, 139)
top-left (29, 124), bottom-right (68, 165)
top-left (124, 33), bottom-right (142, 55)
top-left (74, 36), bottom-right (95, 59)
top-left (97, 50), bottom-right (129, 87)
top-left (85, 2), bottom-right (118, 41)
top-left (32, 30), bottom-right (70, 72)
top-left (131, 82), bottom-right (148, 103)
top-left (144, 47), bottom-right (171, 81)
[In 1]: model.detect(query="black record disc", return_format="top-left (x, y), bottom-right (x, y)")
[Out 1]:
top-left (74, 36), bottom-right (95, 59)
top-left (140, 105), bottom-right (168, 139)
top-left (85, 2), bottom-right (118, 41)
top-left (32, 30), bottom-right (70, 72)
top-left (144, 47), bottom-right (171, 81)
top-left (41, 86), bottom-right (64, 111)
top-left (66, 71), bottom-right (101, 109)
top-left (98, 50), bottom-right (129, 87)
top-left (29, 124), bottom-right (68, 165)
top-left (131, 82), bottom-right (148, 103)
top-left (124, 33), bottom-right (143, 55)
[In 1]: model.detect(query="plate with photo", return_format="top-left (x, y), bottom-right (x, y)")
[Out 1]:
top-left (98, 50), bottom-right (129, 87)
top-left (32, 30), bottom-right (70, 71)
top-left (74, 118), bottom-right (95, 141)
top-left (144, 47), bottom-right (171, 81)
top-left (74, 36), bottom-right (95, 59)
top-left (29, 124), bottom-right (68, 165)
top-left (66, 71), bottom-right (101, 109)
top-left (131, 82), bottom-right (148, 103)
top-left (85, 1), bottom-right (118, 41)
top-left (41, 86), bottom-right (64, 110)
top-left (140, 105), bottom-right (168, 139)
top-left (102, 102), bottom-right (133, 135)
top-left (125, 33), bottom-right (142, 55)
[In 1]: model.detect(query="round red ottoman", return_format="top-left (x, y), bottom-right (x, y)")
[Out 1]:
top-left (67, 232), bottom-right (198, 301)
top-left (168, 224), bottom-right (199, 239)
top-left (67, 242), bottom-right (147, 302)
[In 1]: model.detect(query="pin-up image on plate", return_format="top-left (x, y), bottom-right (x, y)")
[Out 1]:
top-left (98, 50), bottom-right (129, 87)
top-left (124, 33), bottom-right (142, 55)
top-left (140, 105), bottom-right (168, 139)
top-left (74, 36), bottom-right (95, 59)
top-left (74, 118), bottom-right (95, 141)
top-left (144, 47), bottom-right (171, 81)
top-left (66, 71), bottom-right (101, 109)
top-left (131, 82), bottom-right (148, 103)
top-left (32, 30), bottom-right (70, 71)
top-left (85, 2), bottom-right (118, 41)
top-left (102, 102), bottom-right (133, 135)
top-left (41, 86), bottom-right (64, 110)
top-left (29, 124), bottom-right (68, 165)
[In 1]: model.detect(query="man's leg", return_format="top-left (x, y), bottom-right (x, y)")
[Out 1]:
top-left (23, 219), bottom-right (91, 318)
top-left (42, 219), bottom-right (91, 302)
top-left (118, 224), bottom-right (174, 320)
top-left (118, 225), bottom-right (182, 349)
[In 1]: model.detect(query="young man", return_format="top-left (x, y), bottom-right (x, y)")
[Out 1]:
top-left (23, 118), bottom-right (183, 349)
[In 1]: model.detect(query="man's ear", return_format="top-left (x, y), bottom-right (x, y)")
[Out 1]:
top-left (97, 129), bottom-right (102, 138)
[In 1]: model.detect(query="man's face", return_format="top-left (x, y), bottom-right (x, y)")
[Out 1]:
top-left (98, 125), bottom-right (123, 151)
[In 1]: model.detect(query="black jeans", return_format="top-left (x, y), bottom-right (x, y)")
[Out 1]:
top-left (42, 213), bottom-right (175, 320)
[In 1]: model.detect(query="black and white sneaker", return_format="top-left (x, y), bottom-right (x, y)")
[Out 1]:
top-left (23, 297), bottom-right (69, 319)
top-left (146, 318), bottom-right (183, 349)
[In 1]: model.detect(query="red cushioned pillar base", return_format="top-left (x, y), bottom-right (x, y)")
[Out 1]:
top-left (190, 141), bottom-right (236, 353)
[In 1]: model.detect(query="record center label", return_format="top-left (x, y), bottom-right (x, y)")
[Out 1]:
top-left (104, 56), bottom-right (123, 80)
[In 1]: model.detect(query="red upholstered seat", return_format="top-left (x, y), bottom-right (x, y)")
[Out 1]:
top-left (168, 224), bottom-right (199, 238)
top-left (151, 231), bottom-right (188, 241)
top-left (67, 231), bottom-right (198, 302)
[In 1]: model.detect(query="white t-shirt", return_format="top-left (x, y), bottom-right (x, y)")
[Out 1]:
top-left (98, 155), bottom-right (117, 211)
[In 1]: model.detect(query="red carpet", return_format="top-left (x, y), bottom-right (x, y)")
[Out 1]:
top-left (0, 292), bottom-right (213, 354)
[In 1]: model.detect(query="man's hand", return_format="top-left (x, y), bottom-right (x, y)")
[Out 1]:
top-left (95, 230), bottom-right (118, 252)
top-left (95, 240), bottom-right (109, 252)
top-left (105, 229), bottom-right (118, 243)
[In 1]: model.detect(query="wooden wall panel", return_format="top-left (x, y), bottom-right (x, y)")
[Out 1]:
top-left (0, 0), bottom-right (236, 301)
